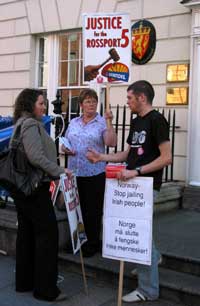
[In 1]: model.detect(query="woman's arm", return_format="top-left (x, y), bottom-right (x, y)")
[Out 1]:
top-left (21, 119), bottom-right (65, 178)
top-left (103, 111), bottom-right (117, 147)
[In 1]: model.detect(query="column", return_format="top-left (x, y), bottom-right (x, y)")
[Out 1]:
top-left (187, 34), bottom-right (200, 185)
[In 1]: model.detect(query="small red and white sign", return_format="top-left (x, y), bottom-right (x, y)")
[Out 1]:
top-left (50, 180), bottom-right (60, 206)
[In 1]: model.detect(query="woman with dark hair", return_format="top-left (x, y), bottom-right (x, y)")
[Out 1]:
top-left (12, 88), bottom-right (70, 302)
top-left (62, 88), bottom-right (117, 257)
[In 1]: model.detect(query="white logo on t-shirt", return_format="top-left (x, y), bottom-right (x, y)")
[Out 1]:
top-left (132, 131), bottom-right (146, 144)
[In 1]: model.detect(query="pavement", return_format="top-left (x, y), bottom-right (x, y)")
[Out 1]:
top-left (0, 255), bottom-right (188, 306)
top-left (1, 207), bottom-right (199, 306)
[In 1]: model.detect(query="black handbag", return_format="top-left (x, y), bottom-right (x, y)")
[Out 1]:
top-left (0, 121), bottom-right (43, 197)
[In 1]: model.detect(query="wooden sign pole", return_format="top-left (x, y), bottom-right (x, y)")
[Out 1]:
top-left (117, 261), bottom-right (124, 306)
top-left (80, 247), bottom-right (89, 296)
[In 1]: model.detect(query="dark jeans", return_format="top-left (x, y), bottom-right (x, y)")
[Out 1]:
top-left (77, 172), bottom-right (105, 251)
top-left (14, 183), bottom-right (60, 301)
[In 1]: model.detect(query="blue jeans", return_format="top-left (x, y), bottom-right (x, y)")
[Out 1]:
top-left (135, 190), bottom-right (160, 300)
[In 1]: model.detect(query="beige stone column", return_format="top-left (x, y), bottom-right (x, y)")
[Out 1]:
top-left (186, 5), bottom-right (200, 185)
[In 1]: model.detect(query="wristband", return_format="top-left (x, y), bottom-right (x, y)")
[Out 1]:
top-left (135, 166), bottom-right (142, 176)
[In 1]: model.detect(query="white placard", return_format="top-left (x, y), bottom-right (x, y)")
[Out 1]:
top-left (83, 13), bottom-right (131, 84)
top-left (104, 177), bottom-right (153, 219)
top-left (103, 177), bottom-right (153, 265)
top-left (60, 174), bottom-right (87, 254)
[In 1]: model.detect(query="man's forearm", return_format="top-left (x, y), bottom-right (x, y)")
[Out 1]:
top-left (100, 150), bottom-right (128, 163)
top-left (140, 155), bottom-right (172, 175)
top-left (140, 142), bottom-right (172, 175)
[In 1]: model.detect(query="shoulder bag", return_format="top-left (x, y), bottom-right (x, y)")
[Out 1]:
top-left (0, 120), bottom-right (43, 197)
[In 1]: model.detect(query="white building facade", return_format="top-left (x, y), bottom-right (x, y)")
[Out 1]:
top-left (0, 0), bottom-right (199, 185)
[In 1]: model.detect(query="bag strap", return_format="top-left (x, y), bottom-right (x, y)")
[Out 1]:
top-left (10, 120), bottom-right (25, 149)
top-left (10, 118), bottom-right (41, 150)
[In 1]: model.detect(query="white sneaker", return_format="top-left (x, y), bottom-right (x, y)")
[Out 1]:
top-left (122, 289), bottom-right (147, 303)
top-left (131, 255), bottom-right (162, 276)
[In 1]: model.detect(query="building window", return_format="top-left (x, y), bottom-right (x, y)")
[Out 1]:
top-left (35, 32), bottom-right (89, 119)
top-left (166, 87), bottom-right (188, 105)
top-left (58, 32), bottom-right (83, 87)
top-left (167, 64), bottom-right (189, 83)
top-left (37, 37), bottom-right (48, 88)
top-left (60, 88), bottom-right (83, 121)
top-left (58, 32), bottom-right (88, 121)
top-left (166, 64), bottom-right (189, 105)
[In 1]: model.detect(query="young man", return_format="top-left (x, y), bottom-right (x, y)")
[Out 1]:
top-left (87, 80), bottom-right (172, 302)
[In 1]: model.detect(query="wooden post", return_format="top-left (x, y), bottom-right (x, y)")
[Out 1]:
top-left (106, 83), bottom-right (111, 128)
top-left (117, 261), bottom-right (124, 306)
top-left (80, 247), bottom-right (89, 296)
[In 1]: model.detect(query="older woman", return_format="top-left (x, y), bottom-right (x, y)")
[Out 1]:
top-left (63, 89), bottom-right (117, 257)
top-left (12, 88), bottom-right (70, 302)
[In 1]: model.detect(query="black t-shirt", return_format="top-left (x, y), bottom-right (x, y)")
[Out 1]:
top-left (126, 110), bottom-right (170, 190)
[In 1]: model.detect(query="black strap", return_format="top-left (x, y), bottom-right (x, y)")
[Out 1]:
top-left (10, 118), bottom-right (41, 150)
top-left (10, 122), bottom-right (24, 149)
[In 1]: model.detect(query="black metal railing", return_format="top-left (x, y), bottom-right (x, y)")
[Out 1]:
top-left (52, 90), bottom-right (177, 182)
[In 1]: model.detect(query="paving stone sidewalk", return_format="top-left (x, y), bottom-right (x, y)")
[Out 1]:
top-left (0, 255), bottom-right (188, 306)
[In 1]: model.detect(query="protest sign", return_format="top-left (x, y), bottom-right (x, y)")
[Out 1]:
top-left (60, 174), bottom-right (87, 254)
top-left (50, 180), bottom-right (60, 206)
top-left (103, 177), bottom-right (153, 265)
top-left (83, 13), bottom-right (131, 84)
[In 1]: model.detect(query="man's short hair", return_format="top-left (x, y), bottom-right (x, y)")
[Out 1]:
top-left (127, 80), bottom-right (155, 104)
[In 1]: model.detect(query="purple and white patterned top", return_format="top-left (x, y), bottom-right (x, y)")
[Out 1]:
top-left (65, 113), bottom-right (107, 177)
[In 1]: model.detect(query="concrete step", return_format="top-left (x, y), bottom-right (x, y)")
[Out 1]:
top-left (154, 210), bottom-right (200, 277)
top-left (160, 267), bottom-right (200, 306)
top-left (0, 183), bottom-right (183, 255)
top-left (0, 207), bottom-right (17, 255)
top-left (149, 182), bottom-right (184, 213)
top-left (0, 206), bottom-right (69, 255)
top-left (161, 253), bottom-right (200, 277)
top-left (182, 185), bottom-right (200, 211)
top-left (59, 251), bottom-right (200, 306)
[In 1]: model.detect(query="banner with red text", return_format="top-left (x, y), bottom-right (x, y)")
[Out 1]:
top-left (60, 174), bottom-right (87, 254)
top-left (83, 13), bottom-right (131, 84)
